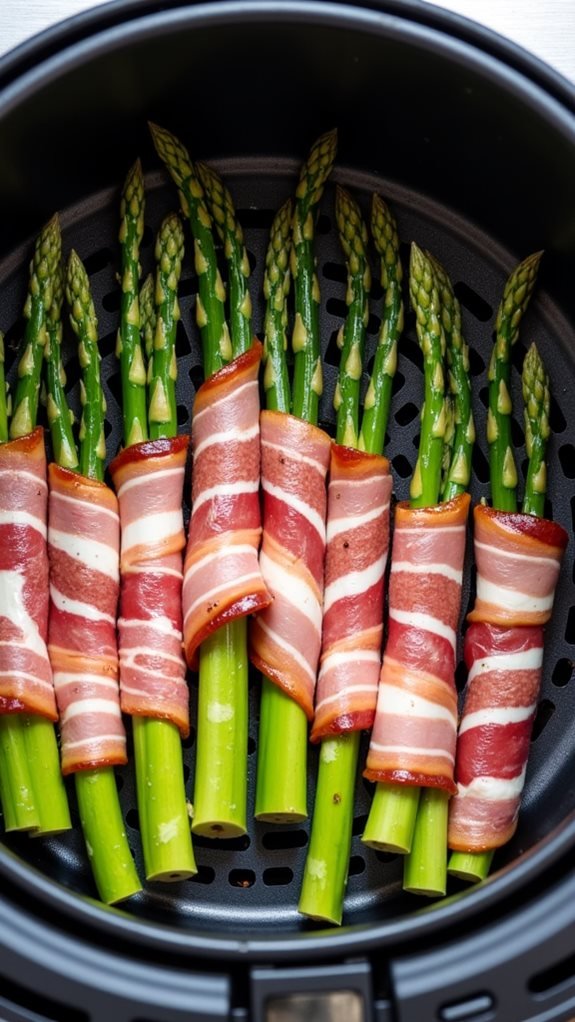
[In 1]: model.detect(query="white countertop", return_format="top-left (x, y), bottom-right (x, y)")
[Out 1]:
top-left (0, 0), bottom-right (574, 86)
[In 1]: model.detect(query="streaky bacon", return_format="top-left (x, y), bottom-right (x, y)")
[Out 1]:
top-left (364, 492), bottom-right (471, 793)
top-left (250, 410), bottom-right (331, 719)
top-left (311, 443), bottom-right (392, 741)
top-left (0, 428), bottom-right (57, 721)
top-left (448, 621), bottom-right (544, 851)
top-left (468, 503), bottom-right (567, 627)
top-left (182, 341), bottom-right (271, 667)
top-left (110, 435), bottom-right (190, 736)
top-left (48, 464), bottom-right (126, 774)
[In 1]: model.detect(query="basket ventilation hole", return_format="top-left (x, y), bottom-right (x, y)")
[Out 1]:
top-left (453, 281), bottom-right (493, 322)
top-left (190, 865), bottom-right (215, 885)
top-left (323, 260), bottom-right (347, 284)
top-left (82, 247), bottom-right (113, 276)
top-left (391, 454), bottom-right (413, 479)
top-left (261, 829), bottom-right (307, 850)
top-left (229, 868), bottom-right (256, 888)
top-left (394, 401), bottom-right (419, 427)
top-left (324, 328), bottom-right (344, 367)
top-left (531, 699), bottom-right (555, 742)
top-left (549, 395), bottom-right (567, 433)
top-left (559, 444), bottom-right (575, 478)
top-left (565, 607), bottom-right (575, 645)
top-left (528, 950), bottom-right (575, 994)
top-left (348, 855), bottom-right (366, 877)
top-left (262, 866), bottom-right (293, 886)
top-left (551, 658), bottom-right (573, 687)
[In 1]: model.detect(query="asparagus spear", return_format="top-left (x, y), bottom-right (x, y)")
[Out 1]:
top-left (49, 250), bottom-right (141, 903)
top-left (359, 194), bottom-right (404, 455)
top-left (148, 213), bottom-right (184, 439)
top-left (300, 189), bottom-right (388, 925)
top-left (0, 216), bottom-right (71, 837)
top-left (197, 162), bottom-right (253, 357)
top-left (487, 252), bottom-right (542, 512)
top-left (261, 198), bottom-right (292, 415)
top-left (140, 273), bottom-right (156, 364)
top-left (117, 160), bottom-right (148, 448)
top-left (149, 123), bottom-right (231, 375)
top-left (256, 132), bottom-right (337, 823)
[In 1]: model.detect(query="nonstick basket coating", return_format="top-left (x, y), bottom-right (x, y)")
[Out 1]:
top-left (1, 153), bottom-right (575, 937)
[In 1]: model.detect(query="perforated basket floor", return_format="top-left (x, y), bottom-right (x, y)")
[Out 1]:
top-left (1, 156), bottom-right (575, 935)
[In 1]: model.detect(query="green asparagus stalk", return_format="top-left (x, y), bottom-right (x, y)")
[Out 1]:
top-left (487, 252), bottom-right (542, 512)
top-left (448, 341), bottom-right (549, 884)
top-left (63, 249), bottom-right (142, 902)
top-left (0, 217), bottom-right (71, 837)
top-left (148, 214), bottom-right (185, 440)
top-left (254, 201), bottom-right (303, 820)
top-left (197, 162), bottom-right (253, 357)
top-left (117, 160), bottom-right (148, 448)
top-left (149, 123), bottom-right (231, 375)
top-left (359, 194), bottom-right (404, 455)
top-left (256, 133), bottom-right (336, 824)
top-left (45, 266), bottom-right (79, 470)
top-left (140, 273), bottom-right (156, 364)
top-left (291, 128), bottom-right (337, 423)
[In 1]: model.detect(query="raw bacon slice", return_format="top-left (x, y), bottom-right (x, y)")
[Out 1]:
top-left (182, 341), bottom-right (270, 667)
top-left (0, 428), bottom-right (57, 721)
top-left (110, 435), bottom-right (190, 736)
top-left (250, 410), bottom-right (331, 720)
top-left (48, 464), bottom-right (126, 774)
top-left (467, 503), bottom-right (568, 627)
top-left (448, 621), bottom-right (544, 851)
top-left (311, 444), bottom-right (392, 741)
top-left (364, 492), bottom-right (471, 793)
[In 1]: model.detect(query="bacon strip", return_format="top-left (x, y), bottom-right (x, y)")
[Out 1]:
top-left (182, 342), bottom-right (271, 667)
top-left (311, 444), bottom-right (392, 741)
top-left (364, 493), bottom-right (471, 793)
top-left (250, 410), bottom-right (331, 719)
top-left (0, 428), bottom-right (57, 721)
top-left (448, 622), bottom-right (544, 850)
top-left (47, 465), bottom-right (126, 774)
top-left (448, 505), bottom-right (568, 852)
top-left (468, 503), bottom-right (567, 627)
top-left (110, 436), bottom-right (190, 736)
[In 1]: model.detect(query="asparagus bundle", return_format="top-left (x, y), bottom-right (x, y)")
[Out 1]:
top-left (362, 245), bottom-right (472, 898)
top-left (44, 248), bottom-right (141, 903)
top-left (111, 161), bottom-right (196, 879)
top-left (150, 125), bottom-right (269, 838)
top-left (251, 130), bottom-right (337, 823)
top-left (447, 256), bottom-right (567, 883)
top-left (0, 215), bottom-right (71, 836)
top-left (299, 189), bottom-right (400, 925)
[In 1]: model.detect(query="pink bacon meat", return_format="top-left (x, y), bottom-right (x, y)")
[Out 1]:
top-left (0, 428), bottom-right (57, 720)
top-left (110, 435), bottom-right (190, 736)
top-left (364, 492), bottom-right (471, 793)
top-left (48, 464), bottom-right (126, 774)
top-left (311, 444), bottom-right (392, 742)
top-left (448, 504), bottom-right (568, 851)
top-left (182, 341), bottom-right (271, 668)
top-left (250, 410), bottom-right (331, 720)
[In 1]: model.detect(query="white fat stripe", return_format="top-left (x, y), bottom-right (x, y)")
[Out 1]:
top-left (0, 468), bottom-right (47, 489)
top-left (467, 647), bottom-right (543, 685)
top-left (391, 560), bottom-right (462, 584)
top-left (64, 734), bottom-right (126, 752)
top-left (0, 569), bottom-right (49, 659)
top-left (323, 555), bottom-right (387, 614)
top-left (400, 524), bottom-right (465, 535)
top-left (327, 502), bottom-right (389, 541)
top-left (259, 550), bottom-right (322, 631)
top-left (262, 437), bottom-right (327, 476)
top-left (183, 571), bottom-right (263, 621)
top-left (476, 575), bottom-right (554, 613)
top-left (50, 585), bottom-right (116, 625)
top-left (377, 681), bottom-right (457, 725)
top-left (320, 649), bottom-right (380, 672)
top-left (261, 479), bottom-right (325, 540)
top-left (459, 704), bottom-right (536, 736)
top-left (54, 672), bottom-right (120, 692)
top-left (192, 480), bottom-right (259, 515)
top-left (0, 669), bottom-right (53, 692)
top-left (122, 510), bottom-right (183, 555)
top-left (119, 616), bottom-right (182, 641)
top-left (115, 466), bottom-right (183, 499)
top-left (126, 564), bottom-right (182, 580)
top-left (184, 544), bottom-right (256, 582)
top-left (49, 528), bottom-right (118, 580)
top-left (315, 683), bottom-right (378, 711)
top-left (389, 608), bottom-right (457, 651)
top-left (61, 698), bottom-right (122, 723)
top-left (330, 473), bottom-right (389, 491)
top-left (254, 617), bottom-right (316, 681)
top-left (51, 489), bottom-right (119, 522)
top-left (193, 379), bottom-right (258, 424)
top-left (369, 742), bottom-right (454, 763)
top-left (194, 422), bottom-right (259, 459)
top-left (456, 768), bottom-right (527, 802)
top-left (0, 509), bottom-right (46, 537)
top-left (475, 538), bottom-right (558, 567)
top-left (120, 681), bottom-right (185, 697)
top-left (119, 645), bottom-right (184, 667)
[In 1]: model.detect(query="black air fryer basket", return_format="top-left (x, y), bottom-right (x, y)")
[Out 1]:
top-left (1, 2), bottom-right (575, 1020)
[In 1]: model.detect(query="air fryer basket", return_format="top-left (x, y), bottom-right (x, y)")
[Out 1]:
top-left (1, 2), bottom-right (575, 1021)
